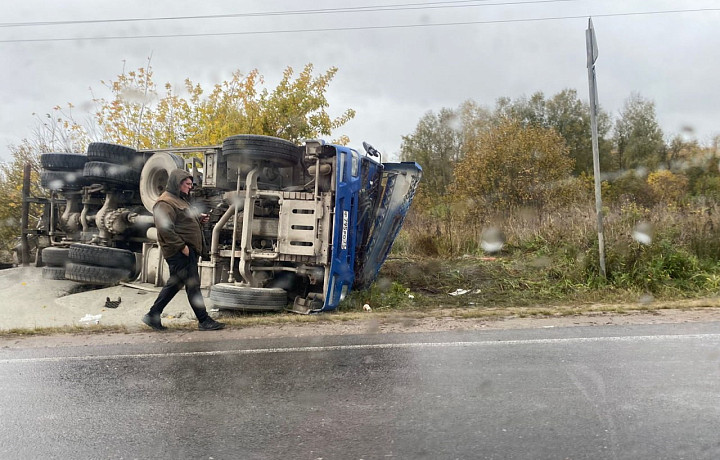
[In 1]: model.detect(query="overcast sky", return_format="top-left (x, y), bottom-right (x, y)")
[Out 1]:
top-left (1, 0), bottom-right (718, 163)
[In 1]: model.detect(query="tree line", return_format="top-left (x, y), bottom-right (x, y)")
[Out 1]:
top-left (399, 89), bottom-right (720, 219)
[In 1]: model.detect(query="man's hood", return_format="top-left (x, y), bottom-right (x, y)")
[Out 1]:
top-left (166, 168), bottom-right (192, 196)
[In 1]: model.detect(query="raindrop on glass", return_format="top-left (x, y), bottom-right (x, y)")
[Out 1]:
top-left (481, 227), bottom-right (505, 253)
top-left (632, 222), bottom-right (653, 245)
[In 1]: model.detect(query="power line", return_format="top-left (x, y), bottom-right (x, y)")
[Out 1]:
top-left (0, 7), bottom-right (717, 44)
top-left (0, 0), bottom-right (582, 28)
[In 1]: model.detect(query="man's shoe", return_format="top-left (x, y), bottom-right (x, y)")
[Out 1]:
top-left (142, 313), bottom-right (167, 331)
top-left (199, 317), bottom-right (225, 331)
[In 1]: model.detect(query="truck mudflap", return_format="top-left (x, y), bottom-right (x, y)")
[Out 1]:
top-left (354, 161), bottom-right (422, 290)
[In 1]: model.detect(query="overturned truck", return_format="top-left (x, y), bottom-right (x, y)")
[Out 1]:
top-left (33, 135), bottom-right (421, 313)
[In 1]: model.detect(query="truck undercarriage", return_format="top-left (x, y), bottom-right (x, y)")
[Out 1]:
top-left (24, 135), bottom-right (422, 313)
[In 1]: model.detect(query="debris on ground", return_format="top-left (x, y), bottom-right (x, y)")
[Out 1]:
top-left (105, 297), bottom-right (121, 309)
top-left (79, 314), bottom-right (102, 325)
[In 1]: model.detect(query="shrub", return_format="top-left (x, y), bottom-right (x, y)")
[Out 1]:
top-left (604, 172), bottom-right (655, 207)
top-left (647, 170), bottom-right (688, 205)
top-left (692, 175), bottom-right (720, 201)
top-left (454, 119), bottom-right (574, 212)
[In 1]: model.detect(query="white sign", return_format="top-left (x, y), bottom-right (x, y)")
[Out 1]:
top-left (341, 210), bottom-right (349, 250)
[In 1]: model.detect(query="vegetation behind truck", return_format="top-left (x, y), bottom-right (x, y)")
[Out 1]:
top-left (34, 135), bottom-right (421, 313)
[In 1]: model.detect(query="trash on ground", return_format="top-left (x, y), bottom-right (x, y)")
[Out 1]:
top-left (363, 303), bottom-right (372, 312)
top-left (449, 289), bottom-right (469, 296)
top-left (105, 297), bottom-right (121, 309)
top-left (79, 314), bottom-right (102, 325)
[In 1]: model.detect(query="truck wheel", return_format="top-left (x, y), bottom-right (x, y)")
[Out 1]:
top-left (139, 152), bottom-right (185, 212)
top-left (209, 284), bottom-right (288, 311)
top-left (65, 262), bottom-right (131, 285)
top-left (42, 247), bottom-right (69, 267)
top-left (40, 170), bottom-right (87, 191)
top-left (40, 153), bottom-right (88, 171)
top-left (68, 244), bottom-right (136, 271)
top-left (222, 135), bottom-right (301, 168)
top-left (42, 266), bottom-right (66, 280)
top-left (87, 142), bottom-right (145, 171)
top-left (82, 161), bottom-right (141, 188)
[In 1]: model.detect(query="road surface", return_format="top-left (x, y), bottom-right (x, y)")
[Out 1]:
top-left (1, 322), bottom-right (719, 459)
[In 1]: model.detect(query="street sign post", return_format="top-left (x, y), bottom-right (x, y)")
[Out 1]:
top-left (586, 18), bottom-right (606, 279)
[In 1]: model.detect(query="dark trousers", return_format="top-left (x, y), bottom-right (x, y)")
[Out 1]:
top-left (149, 248), bottom-right (209, 322)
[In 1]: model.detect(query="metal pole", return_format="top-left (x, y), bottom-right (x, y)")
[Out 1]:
top-left (20, 162), bottom-right (31, 266)
top-left (228, 168), bottom-right (243, 283)
top-left (586, 18), bottom-right (606, 279)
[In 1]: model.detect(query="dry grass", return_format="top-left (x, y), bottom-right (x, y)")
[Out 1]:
top-left (0, 324), bottom-right (128, 337)
top-left (397, 200), bottom-right (720, 260)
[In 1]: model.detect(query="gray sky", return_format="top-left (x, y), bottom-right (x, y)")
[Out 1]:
top-left (1, 0), bottom-right (718, 163)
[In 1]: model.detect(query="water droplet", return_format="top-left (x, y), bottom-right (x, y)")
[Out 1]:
top-left (481, 227), bottom-right (505, 253)
top-left (632, 222), bottom-right (653, 245)
top-left (639, 293), bottom-right (654, 304)
top-left (376, 277), bottom-right (392, 292)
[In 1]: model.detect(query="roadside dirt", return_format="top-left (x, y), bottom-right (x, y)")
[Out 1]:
top-left (2, 306), bottom-right (720, 350)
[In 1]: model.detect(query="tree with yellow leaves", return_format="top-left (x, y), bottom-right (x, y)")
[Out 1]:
top-left (647, 170), bottom-right (689, 205)
top-left (92, 61), bottom-right (355, 149)
top-left (454, 118), bottom-right (574, 213)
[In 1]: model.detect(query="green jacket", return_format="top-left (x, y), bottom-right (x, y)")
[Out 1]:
top-left (153, 169), bottom-right (204, 258)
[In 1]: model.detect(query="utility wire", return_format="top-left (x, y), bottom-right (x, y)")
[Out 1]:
top-left (0, 7), bottom-right (717, 44)
top-left (0, 0), bottom-right (582, 28)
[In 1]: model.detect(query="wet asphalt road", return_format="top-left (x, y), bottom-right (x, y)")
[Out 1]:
top-left (1, 322), bottom-right (720, 460)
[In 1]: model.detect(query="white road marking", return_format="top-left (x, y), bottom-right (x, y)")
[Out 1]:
top-left (1, 333), bottom-right (719, 364)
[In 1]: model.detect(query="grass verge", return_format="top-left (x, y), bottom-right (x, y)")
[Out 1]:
top-left (2, 255), bottom-right (720, 338)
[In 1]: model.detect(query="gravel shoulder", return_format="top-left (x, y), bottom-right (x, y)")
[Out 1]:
top-left (2, 304), bottom-right (720, 350)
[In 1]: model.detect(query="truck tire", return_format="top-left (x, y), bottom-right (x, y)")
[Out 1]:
top-left (42, 266), bottom-right (66, 280)
top-left (209, 284), bottom-right (288, 311)
top-left (41, 247), bottom-right (69, 267)
top-left (87, 142), bottom-right (145, 171)
top-left (65, 262), bottom-right (131, 285)
top-left (139, 152), bottom-right (185, 212)
top-left (83, 161), bottom-right (141, 188)
top-left (40, 153), bottom-right (88, 171)
top-left (222, 135), bottom-right (300, 168)
top-left (68, 243), bottom-right (136, 271)
top-left (40, 170), bottom-right (87, 191)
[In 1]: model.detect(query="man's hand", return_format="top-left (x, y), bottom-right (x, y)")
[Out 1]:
top-left (182, 245), bottom-right (190, 256)
top-left (200, 213), bottom-right (210, 224)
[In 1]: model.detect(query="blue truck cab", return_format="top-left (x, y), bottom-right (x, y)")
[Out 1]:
top-left (324, 141), bottom-right (421, 311)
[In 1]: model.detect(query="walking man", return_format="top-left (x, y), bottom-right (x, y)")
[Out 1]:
top-left (142, 169), bottom-right (225, 331)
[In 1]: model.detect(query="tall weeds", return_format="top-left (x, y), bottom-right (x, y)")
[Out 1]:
top-left (393, 200), bottom-right (720, 295)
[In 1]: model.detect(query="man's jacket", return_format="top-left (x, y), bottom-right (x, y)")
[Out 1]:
top-left (153, 169), bottom-right (204, 258)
